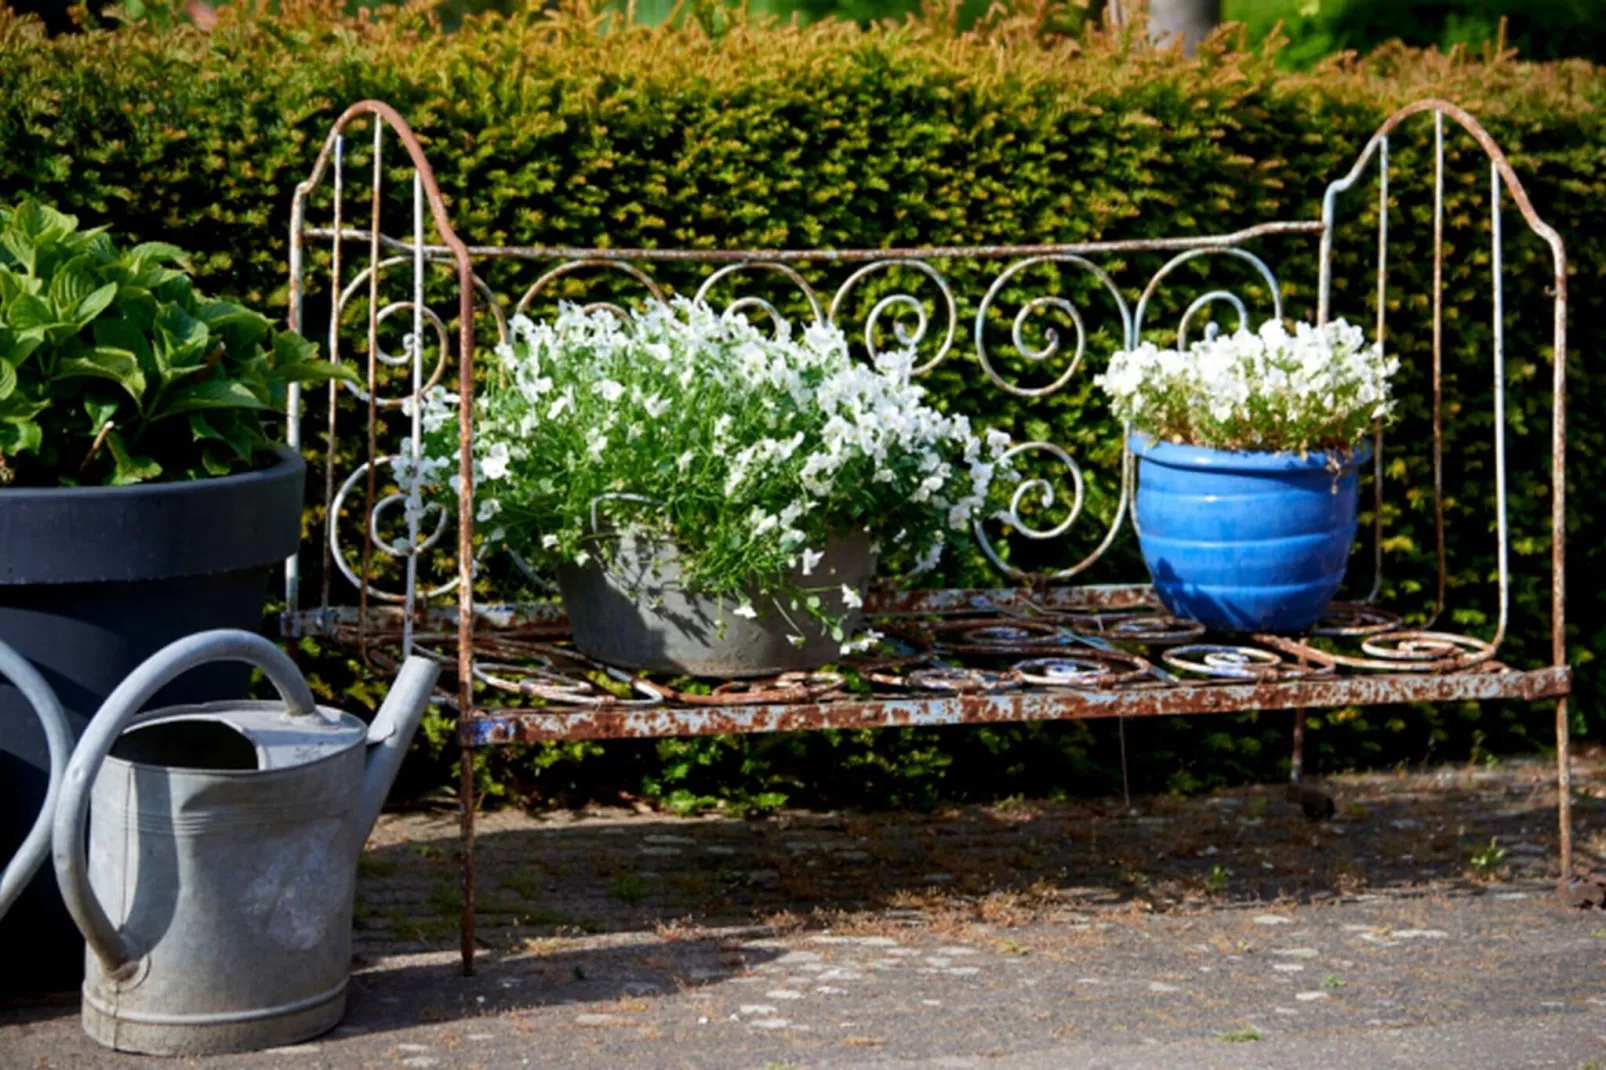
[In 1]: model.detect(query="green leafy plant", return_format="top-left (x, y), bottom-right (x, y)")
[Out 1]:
top-left (417, 300), bottom-right (1013, 640)
top-left (1468, 836), bottom-right (1508, 878)
top-left (0, 199), bottom-right (350, 487)
top-left (610, 871), bottom-right (648, 904)
top-left (1096, 319), bottom-right (1398, 455)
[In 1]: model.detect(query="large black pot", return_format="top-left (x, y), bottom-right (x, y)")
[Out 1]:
top-left (0, 447), bottom-right (304, 993)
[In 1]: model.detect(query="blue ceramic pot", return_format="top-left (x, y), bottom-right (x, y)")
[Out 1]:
top-left (1131, 433), bottom-right (1368, 634)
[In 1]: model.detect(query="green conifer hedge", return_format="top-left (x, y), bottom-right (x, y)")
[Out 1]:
top-left (2, 2), bottom-right (1599, 805)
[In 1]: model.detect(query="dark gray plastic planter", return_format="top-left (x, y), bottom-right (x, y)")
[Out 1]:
top-left (0, 447), bottom-right (304, 992)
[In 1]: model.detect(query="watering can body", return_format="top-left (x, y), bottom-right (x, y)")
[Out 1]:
top-left (53, 630), bottom-right (439, 1056)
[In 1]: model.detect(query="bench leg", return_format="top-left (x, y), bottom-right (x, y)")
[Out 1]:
top-left (1286, 710), bottom-right (1335, 821)
top-left (1118, 716), bottom-right (1132, 813)
top-left (1550, 696), bottom-right (1605, 908)
top-left (1290, 709), bottom-right (1305, 785)
top-left (1556, 694), bottom-right (1576, 885)
top-left (460, 737), bottom-right (477, 976)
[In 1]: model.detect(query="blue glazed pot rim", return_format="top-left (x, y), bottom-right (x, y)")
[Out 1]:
top-left (1128, 432), bottom-right (1372, 473)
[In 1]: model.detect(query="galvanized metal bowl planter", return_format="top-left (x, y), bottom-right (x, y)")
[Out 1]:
top-left (558, 530), bottom-right (876, 677)
top-left (1131, 434), bottom-right (1370, 633)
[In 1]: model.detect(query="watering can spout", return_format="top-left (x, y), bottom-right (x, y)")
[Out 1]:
top-left (357, 656), bottom-right (440, 842)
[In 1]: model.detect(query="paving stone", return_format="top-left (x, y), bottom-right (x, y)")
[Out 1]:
top-left (6, 755), bottom-right (1600, 1070)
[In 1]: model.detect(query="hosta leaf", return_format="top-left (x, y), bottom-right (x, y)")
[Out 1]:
top-left (131, 266), bottom-right (187, 292)
top-left (49, 256), bottom-right (98, 313)
top-left (0, 418), bottom-right (42, 455)
top-left (4, 335), bottom-right (40, 367)
top-left (274, 359), bottom-right (359, 386)
top-left (105, 431), bottom-right (161, 486)
top-left (72, 281), bottom-right (119, 327)
top-left (0, 393), bottom-right (48, 422)
top-left (57, 346), bottom-right (147, 403)
top-left (93, 316), bottom-right (156, 381)
top-left (223, 415), bottom-right (258, 462)
top-left (0, 357), bottom-right (14, 401)
top-left (83, 394), bottom-right (121, 432)
top-left (0, 229), bottom-right (36, 274)
top-left (151, 272), bottom-right (194, 307)
top-left (11, 200), bottom-right (78, 242)
top-left (191, 410), bottom-right (255, 461)
top-left (6, 293), bottom-right (56, 331)
top-left (0, 265), bottom-right (38, 305)
top-left (197, 300), bottom-right (270, 356)
top-left (199, 443), bottom-right (234, 477)
top-left (81, 231), bottom-right (115, 261)
top-left (271, 329), bottom-right (319, 368)
top-left (125, 241), bottom-right (185, 273)
top-left (152, 302), bottom-right (209, 376)
top-left (187, 410), bottom-right (225, 443)
top-left (1, 201), bottom-right (79, 274)
top-left (271, 330), bottom-right (355, 386)
top-left (158, 378), bottom-right (270, 417)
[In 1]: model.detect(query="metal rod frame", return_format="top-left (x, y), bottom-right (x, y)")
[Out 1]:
top-left (286, 98), bottom-right (1571, 976)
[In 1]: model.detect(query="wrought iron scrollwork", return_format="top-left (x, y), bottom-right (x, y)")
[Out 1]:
top-left (1133, 246), bottom-right (1283, 348)
top-left (515, 258), bottom-right (667, 321)
top-left (329, 457), bottom-right (458, 604)
top-left (974, 255), bottom-right (1132, 397)
top-left (694, 261), bottom-right (824, 335)
top-left (829, 259), bottom-right (957, 374)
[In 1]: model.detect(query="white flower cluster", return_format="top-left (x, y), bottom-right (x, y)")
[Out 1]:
top-left (415, 298), bottom-right (1013, 621)
top-left (1094, 318), bottom-right (1398, 454)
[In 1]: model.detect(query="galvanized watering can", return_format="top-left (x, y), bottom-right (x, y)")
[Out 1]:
top-left (51, 629), bottom-right (439, 1056)
top-left (0, 639), bottom-right (71, 921)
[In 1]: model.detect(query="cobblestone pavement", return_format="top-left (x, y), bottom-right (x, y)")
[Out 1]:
top-left (3, 754), bottom-right (1604, 1068)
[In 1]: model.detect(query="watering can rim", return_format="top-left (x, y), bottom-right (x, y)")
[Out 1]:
top-left (103, 699), bottom-right (370, 778)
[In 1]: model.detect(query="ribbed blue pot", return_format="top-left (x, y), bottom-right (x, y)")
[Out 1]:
top-left (1131, 433), bottom-right (1368, 634)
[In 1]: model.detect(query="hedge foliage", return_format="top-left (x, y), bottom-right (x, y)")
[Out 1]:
top-left (1, 1), bottom-right (1600, 808)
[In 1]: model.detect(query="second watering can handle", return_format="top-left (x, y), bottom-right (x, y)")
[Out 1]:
top-left (52, 630), bottom-right (317, 978)
top-left (0, 641), bottom-right (72, 922)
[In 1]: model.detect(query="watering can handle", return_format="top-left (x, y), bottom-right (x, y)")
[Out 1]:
top-left (0, 642), bottom-right (71, 922)
top-left (52, 630), bottom-right (316, 977)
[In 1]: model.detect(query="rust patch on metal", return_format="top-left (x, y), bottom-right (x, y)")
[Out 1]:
top-left (461, 666), bottom-right (1571, 745)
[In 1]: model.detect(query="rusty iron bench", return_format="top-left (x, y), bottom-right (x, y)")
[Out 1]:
top-left (280, 97), bottom-right (1574, 975)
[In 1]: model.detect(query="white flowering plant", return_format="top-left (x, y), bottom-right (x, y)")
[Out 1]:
top-left (410, 299), bottom-right (1010, 629)
top-left (1094, 319), bottom-right (1399, 455)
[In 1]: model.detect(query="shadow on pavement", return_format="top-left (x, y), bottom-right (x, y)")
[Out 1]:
top-left (356, 756), bottom-right (1599, 960)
